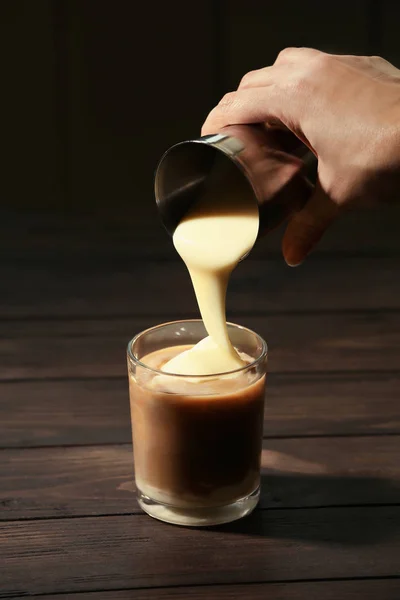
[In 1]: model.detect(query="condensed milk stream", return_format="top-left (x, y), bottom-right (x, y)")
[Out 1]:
top-left (162, 159), bottom-right (259, 375)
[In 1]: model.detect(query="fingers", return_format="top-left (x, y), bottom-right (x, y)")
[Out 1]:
top-left (201, 50), bottom-right (321, 136)
top-left (282, 182), bottom-right (339, 266)
top-left (203, 47), bottom-right (330, 136)
top-left (202, 86), bottom-right (279, 135)
top-left (202, 66), bottom-right (303, 136)
top-left (238, 66), bottom-right (274, 89)
top-left (237, 48), bottom-right (320, 91)
top-left (274, 46), bottom-right (320, 65)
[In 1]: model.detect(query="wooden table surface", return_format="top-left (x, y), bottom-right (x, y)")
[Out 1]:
top-left (1, 207), bottom-right (400, 599)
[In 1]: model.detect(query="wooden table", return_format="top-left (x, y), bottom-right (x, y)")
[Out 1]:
top-left (1, 208), bottom-right (400, 599)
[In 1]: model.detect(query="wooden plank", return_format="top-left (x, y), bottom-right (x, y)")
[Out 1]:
top-left (6, 579), bottom-right (400, 600)
top-left (1, 507), bottom-right (400, 595)
top-left (2, 257), bottom-right (400, 318)
top-left (0, 208), bottom-right (173, 260)
top-left (0, 1), bottom-right (60, 210)
top-left (2, 313), bottom-right (400, 381)
top-left (2, 206), bottom-right (400, 259)
top-left (0, 445), bottom-right (135, 520)
top-left (65, 0), bottom-right (215, 215)
top-left (222, 0), bottom-right (369, 90)
top-left (1, 373), bottom-right (400, 448)
top-left (0, 379), bottom-right (131, 448)
top-left (2, 435), bottom-right (400, 520)
top-left (264, 372), bottom-right (400, 437)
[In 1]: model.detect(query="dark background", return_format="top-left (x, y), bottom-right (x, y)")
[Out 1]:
top-left (2, 0), bottom-right (400, 225)
top-left (2, 4), bottom-right (400, 596)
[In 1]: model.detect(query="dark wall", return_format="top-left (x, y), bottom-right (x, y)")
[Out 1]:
top-left (2, 0), bottom-right (400, 218)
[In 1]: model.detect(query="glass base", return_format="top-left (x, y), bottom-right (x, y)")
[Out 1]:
top-left (137, 486), bottom-right (260, 527)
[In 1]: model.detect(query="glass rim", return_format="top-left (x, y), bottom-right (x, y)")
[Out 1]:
top-left (127, 319), bottom-right (268, 379)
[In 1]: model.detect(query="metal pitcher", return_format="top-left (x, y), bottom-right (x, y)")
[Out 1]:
top-left (154, 124), bottom-right (317, 238)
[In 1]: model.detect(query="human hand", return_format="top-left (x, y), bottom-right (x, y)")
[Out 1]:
top-left (202, 49), bottom-right (400, 265)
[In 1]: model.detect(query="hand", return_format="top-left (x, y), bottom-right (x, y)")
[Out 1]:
top-left (202, 49), bottom-right (400, 265)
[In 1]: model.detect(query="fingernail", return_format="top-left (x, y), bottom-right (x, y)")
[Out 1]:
top-left (286, 258), bottom-right (303, 267)
top-left (284, 246), bottom-right (306, 267)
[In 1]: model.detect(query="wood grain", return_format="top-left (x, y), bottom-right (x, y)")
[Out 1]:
top-left (2, 436), bottom-right (400, 520)
top-left (2, 313), bottom-right (400, 380)
top-left (1, 3), bottom-right (399, 598)
top-left (0, 2), bottom-right (60, 210)
top-left (1, 373), bottom-right (400, 448)
top-left (2, 206), bottom-right (400, 259)
top-left (2, 257), bottom-right (400, 318)
top-left (6, 579), bottom-right (400, 600)
top-left (2, 507), bottom-right (400, 595)
top-left (0, 379), bottom-right (131, 447)
top-left (65, 0), bottom-right (216, 214)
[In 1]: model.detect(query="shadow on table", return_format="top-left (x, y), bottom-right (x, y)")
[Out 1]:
top-left (208, 472), bottom-right (400, 546)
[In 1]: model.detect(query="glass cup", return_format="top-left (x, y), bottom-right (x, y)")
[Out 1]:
top-left (127, 320), bottom-right (267, 527)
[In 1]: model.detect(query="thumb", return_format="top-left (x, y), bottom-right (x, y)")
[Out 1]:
top-left (282, 182), bottom-right (339, 266)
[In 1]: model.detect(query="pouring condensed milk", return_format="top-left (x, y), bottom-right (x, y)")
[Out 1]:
top-left (127, 125), bottom-right (316, 526)
top-left (162, 156), bottom-right (259, 376)
top-left (156, 125), bottom-right (316, 375)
